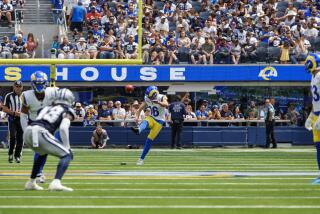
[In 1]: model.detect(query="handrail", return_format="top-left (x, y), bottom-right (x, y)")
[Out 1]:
top-left (52, 9), bottom-right (68, 35)
top-left (41, 34), bottom-right (45, 58)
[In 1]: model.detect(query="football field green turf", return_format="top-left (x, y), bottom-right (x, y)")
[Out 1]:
top-left (0, 148), bottom-right (320, 214)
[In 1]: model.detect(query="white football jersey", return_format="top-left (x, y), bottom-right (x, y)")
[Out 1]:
top-left (21, 87), bottom-right (59, 121)
top-left (144, 94), bottom-right (167, 122)
top-left (312, 72), bottom-right (320, 113)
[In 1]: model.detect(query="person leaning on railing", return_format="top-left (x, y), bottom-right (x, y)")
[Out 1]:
top-left (208, 105), bottom-right (221, 120)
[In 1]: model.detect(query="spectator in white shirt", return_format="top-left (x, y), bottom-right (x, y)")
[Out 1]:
top-left (112, 101), bottom-right (126, 126)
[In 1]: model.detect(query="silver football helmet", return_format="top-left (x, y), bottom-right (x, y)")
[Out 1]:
top-left (54, 88), bottom-right (75, 107)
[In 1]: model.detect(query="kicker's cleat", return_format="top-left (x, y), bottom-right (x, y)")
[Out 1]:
top-left (131, 126), bottom-right (140, 135)
top-left (24, 180), bottom-right (44, 191)
top-left (136, 159), bottom-right (144, 166)
top-left (36, 173), bottom-right (46, 183)
top-left (15, 157), bottom-right (21, 163)
top-left (48, 179), bottom-right (73, 192)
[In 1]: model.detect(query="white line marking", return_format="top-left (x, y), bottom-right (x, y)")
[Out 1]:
top-left (0, 196), bottom-right (320, 199)
top-left (0, 188), bottom-right (318, 191)
top-left (0, 182), bottom-right (313, 186)
top-left (0, 205), bottom-right (320, 209)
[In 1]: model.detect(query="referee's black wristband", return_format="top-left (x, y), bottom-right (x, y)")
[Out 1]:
top-left (13, 112), bottom-right (15, 117)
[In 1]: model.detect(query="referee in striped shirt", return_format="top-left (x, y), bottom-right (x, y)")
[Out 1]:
top-left (2, 81), bottom-right (24, 163)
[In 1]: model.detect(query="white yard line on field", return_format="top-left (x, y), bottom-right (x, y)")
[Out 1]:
top-left (1, 205), bottom-right (320, 209)
top-left (1, 196), bottom-right (320, 199)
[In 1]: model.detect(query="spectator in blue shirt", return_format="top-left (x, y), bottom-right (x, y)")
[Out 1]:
top-left (196, 105), bottom-right (209, 120)
top-left (68, 0), bottom-right (87, 38)
top-left (98, 101), bottom-right (113, 121)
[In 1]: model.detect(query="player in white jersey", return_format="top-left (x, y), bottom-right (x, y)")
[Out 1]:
top-left (24, 88), bottom-right (75, 191)
top-left (131, 86), bottom-right (169, 165)
top-left (20, 71), bottom-right (58, 183)
top-left (305, 53), bottom-right (320, 184)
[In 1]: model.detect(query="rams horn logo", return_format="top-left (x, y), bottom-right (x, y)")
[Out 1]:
top-left (258, 66), bottom-right (278, 81)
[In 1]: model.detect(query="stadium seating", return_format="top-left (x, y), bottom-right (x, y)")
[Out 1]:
top-left (1, 0), bottom-right (320, 63)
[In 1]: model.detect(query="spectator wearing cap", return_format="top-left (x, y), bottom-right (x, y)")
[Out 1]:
top-left (124, 35), bottom-right (138, 59)
top-left (98, 101), bottom-right (113, 121)
top-left (2, 81), bottom-right (23, 163)
top-left (112, 101), bottom-right (125, 127)
top-left (84, 104), bottom-right (98, 126)
top-left (68, 0), bottom-right (87, 38)
top-left (209, 105), bottom-right (221, 120)
top-left (278, 10), bottom-right (297, 27)
top-left (99, 36), bottom-right (115, 59)
top-left (86, 6), bottom-right (102, 27)
top-left (241, 34), bottom-right (258, 63)
top-left (74, 102), bottom-right (86, 121)
top-left (131, 100), bottom-right (145, 122)
top-left (58, 36), bottom-right (75, 59)
top-left (201, 36), bottom-right (215, 65)
top-left (12, 34), bottom-right (28, 59)
top-left (50, 35), bottom-right (60, 58)
top-left (155, 16), bottom-right (169, 33)
top-left (75, 37), bottom-right (89, 59)
top-left (0, 36), bottom-right (13, 58)
top-left (214, 37), bottom-right (231, 64)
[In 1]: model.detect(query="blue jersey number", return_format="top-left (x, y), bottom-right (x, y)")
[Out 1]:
top-left (149, 106), bottom-right (159, 117)
top-left (313, 85), bottom-right (320, 102)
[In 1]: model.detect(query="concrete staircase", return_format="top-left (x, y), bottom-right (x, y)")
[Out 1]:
top-left (15, 0), bottom-right (66, 57)
top-left (23, 0), bottom-right (54, 24)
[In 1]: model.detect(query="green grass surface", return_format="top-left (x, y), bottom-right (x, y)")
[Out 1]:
top-left (0, 148), bottom-right (320, 214)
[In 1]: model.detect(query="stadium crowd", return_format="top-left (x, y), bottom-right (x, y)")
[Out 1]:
top-left (69, 96), bottom-right (307, 127)
top-left (1, 0), bottom-right (320, 64)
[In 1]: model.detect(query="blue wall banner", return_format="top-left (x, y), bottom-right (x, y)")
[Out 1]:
top-left (0, 65), bottom-right (311, 82)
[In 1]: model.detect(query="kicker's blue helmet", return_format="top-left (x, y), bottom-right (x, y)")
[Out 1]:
top-left (30, 71), bottom-right (48, 93)
top-left (145, 86), bottom-right (159, 100)
top-left (305, 53), bottom-right (320, 73)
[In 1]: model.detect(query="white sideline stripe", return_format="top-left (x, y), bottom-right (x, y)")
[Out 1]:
top-left (0, 164), bottom-right (315, 168)
top-left (1, 196), bottom-right (320, 199)
top-left (0, 188), bottom-right (318, 191)
top-left (1, 205), bottom-right (320, 209)
top-left (0, 182), bottom-right (314, 186)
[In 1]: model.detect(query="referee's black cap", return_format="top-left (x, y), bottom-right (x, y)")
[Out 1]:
top-left (14, 80), bottom-right (23, 86)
